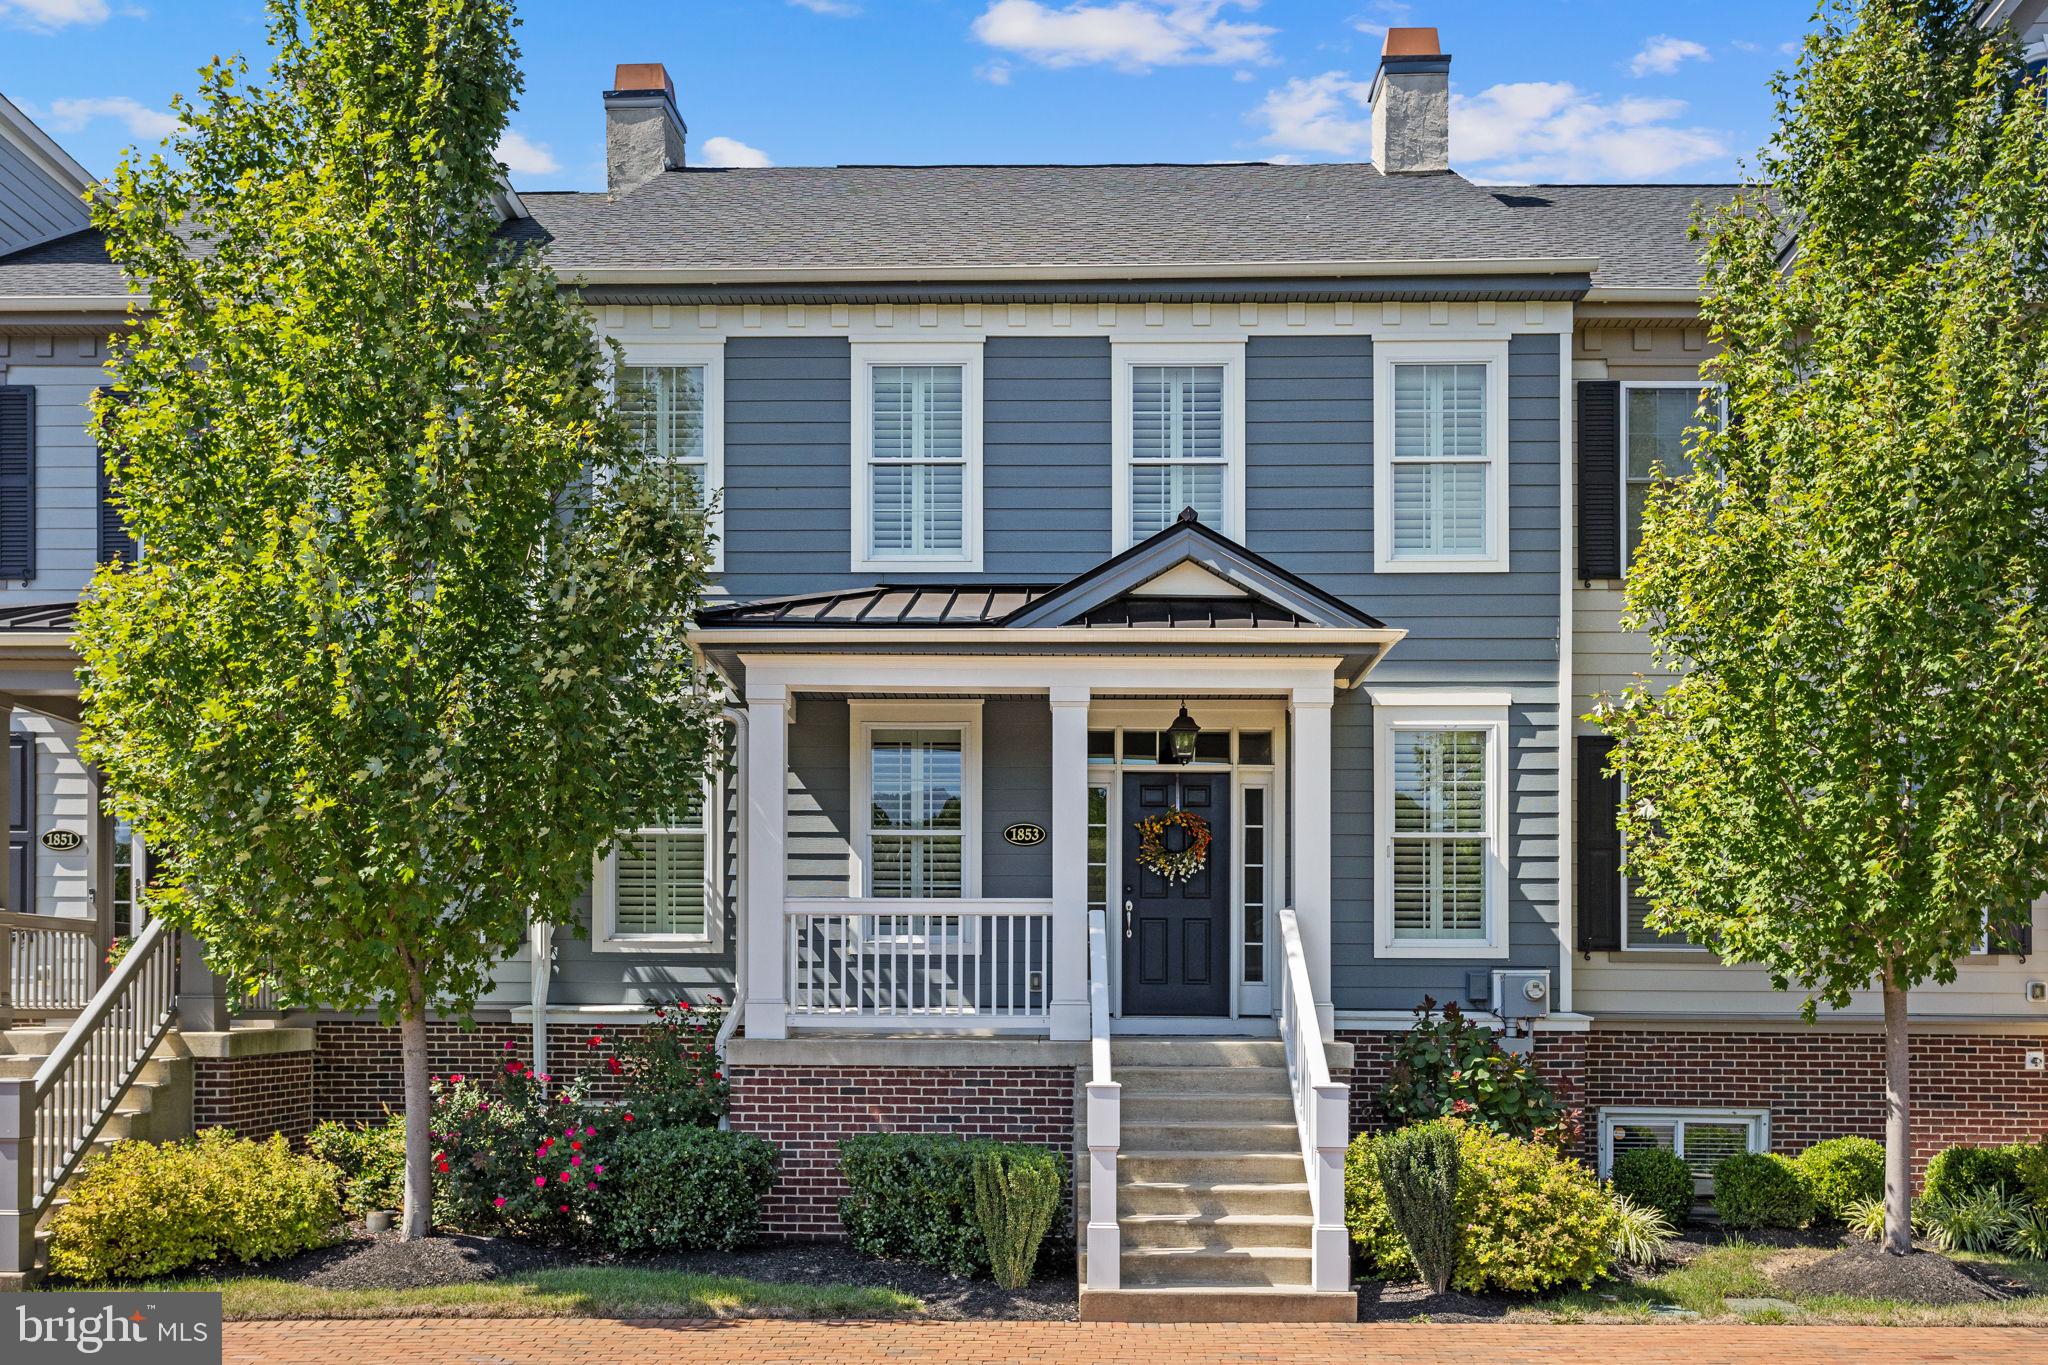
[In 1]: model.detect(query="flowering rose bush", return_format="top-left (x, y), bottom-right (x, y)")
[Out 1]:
top-left (606, 998), bottom-right (729, 1126)
top-left (1377, 998), bottom-right (1571, 1144)
top-left (430, 1050), bottom-right (618, 1242)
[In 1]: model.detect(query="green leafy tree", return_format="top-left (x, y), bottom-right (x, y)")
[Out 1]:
top-left (1599, 0), bottom-right (2048, 1255)
top-left (79, 0), bottom-right (717, 1239)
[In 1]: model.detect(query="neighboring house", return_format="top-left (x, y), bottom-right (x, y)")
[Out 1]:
top-left (2, 21), bottom-right (2045, 1313)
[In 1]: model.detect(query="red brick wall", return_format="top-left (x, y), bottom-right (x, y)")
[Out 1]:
top-left (727, 1065), bottom-right (1076, 1239)
top-left (1337, 1026), bottom-right (1588, 1141)
top-left (310, 1019), bottom-right (655, 1124)
top-left (192, 1050), bottom-right (315, 1144)
top-left (1585, 1026), bottom-right (2048, 1177)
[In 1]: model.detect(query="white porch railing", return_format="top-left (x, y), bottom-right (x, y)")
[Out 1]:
top-left (1275, 902), bottom-right (1350, 1294)
top-left (1, 913), bottom-right (100, 1023)
top-left (1083, 903), bottom-right (1119, 1291)
top-left (784, 898), bottom-right (1054, 1026)
top-left (2, 917), bottom-right (177, 1278)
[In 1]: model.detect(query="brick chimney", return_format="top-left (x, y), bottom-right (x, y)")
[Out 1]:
top-left (1369, 28), bottom-right (1451, 174)
top-left (604, 62), bottom-right (686, 194)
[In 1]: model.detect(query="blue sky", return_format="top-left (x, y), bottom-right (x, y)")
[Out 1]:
top-left (0, 1), bottom-right (1812, 188)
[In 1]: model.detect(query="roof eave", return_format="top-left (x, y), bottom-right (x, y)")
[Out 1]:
top-left (688, 625), bottom-right (1409, 648)
top-left (1582, 285), bottom-right (1701, 304)
top-left (561, 257), bottom-right (1600, 287)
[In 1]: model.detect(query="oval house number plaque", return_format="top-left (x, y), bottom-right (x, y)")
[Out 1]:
top-left (1003, 823), bottom-right (1046, 847)
top-left (41, 829), bottom-right (84, 852)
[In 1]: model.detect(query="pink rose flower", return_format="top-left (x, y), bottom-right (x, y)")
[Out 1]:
top-left (534, 1176), bottom-right (546, 1188)
top-left (493, 1196), bottom-right (507, 1208)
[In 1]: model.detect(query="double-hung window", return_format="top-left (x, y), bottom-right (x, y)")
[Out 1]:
top-left (594, 778), bottom-right (718, 951)
top-left (1374, 342), bottom-right (1509, 573)
top-left (851, 702), bottom-right (982, 900)
top-left (1371, 690), bottom-right (1510, 958)
top-left (852, 344), bottom-right (982, 571)
top-left (616, 344), bottom-right (724, 570)
top-left (1113, 343), bottom-right (1244, 547)
top-left (1622, 382), bottom-right (1719, 569)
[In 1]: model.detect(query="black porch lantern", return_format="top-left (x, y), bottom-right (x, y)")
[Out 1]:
top-left (1166, 703), bottom-right (1202, 765)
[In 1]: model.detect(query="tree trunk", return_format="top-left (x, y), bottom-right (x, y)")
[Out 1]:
top-left (399, 989), bottom-right (433, 1242)
top-left (1882, 970), bottom-right (1913, 1256)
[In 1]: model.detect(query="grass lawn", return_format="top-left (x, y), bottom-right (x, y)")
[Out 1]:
top-left (1532, 1243), bottom-right (2048, 1326)
top-left (36, 1266), bottom-right (924, 1321)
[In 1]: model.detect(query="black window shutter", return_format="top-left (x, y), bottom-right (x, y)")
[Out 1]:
top-left (8, 730), bottom-right (31, 916)
top-left (96, 387), bottom-right (138, 564)
top-left (1576, 380), bottom-right (1621, 579)
top-left (1575, 734), bottom-right (1622, 952)
top-left (0, 386), bottom-right (34, 581)
top-left (1990, 908), bottom-right (2034, 957)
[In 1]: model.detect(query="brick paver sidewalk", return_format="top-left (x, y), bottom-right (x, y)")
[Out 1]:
top-left (223, 1318), bottom-right (2048, 1365)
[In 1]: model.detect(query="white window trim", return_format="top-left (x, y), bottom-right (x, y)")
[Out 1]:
top-left (1596, 1106), bottom-right (1771, 1182)
top-left (1619, 380), bottom-right (1724, 575)
top-left (616, 342), bottom-right (726, 573)
top-left (848, 700), bottom-right (983, 899)
top-left (1111, 340), bottom-right (1247, 549)
top-left (850, 341), bottom-right (985, 573)
top-left (1372, 338), bottom-right (1511, 574)
top-left (1369, 688), bottom-right (1511, 959)
top-left (592, 772), bottom-right (722, 953)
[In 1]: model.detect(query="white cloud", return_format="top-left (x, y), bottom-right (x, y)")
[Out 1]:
top-left (699, 136), bottom-right (773, 169)
top-left (971, 0), bottom-right (1276, 73)
top-left (977, 61), bottom-right (1015, 85)
top-left (788, 0), bottom-right (860, 14)
top-left (1451, 81), bottom-right (1726, 180)
top-left (42, 96), bottom-right (179, 140)
top-left (494, 130), bottom-right (561, 176)
top-left (1629, 35), bottom-right (1709, 78)
top-left (1351, 0), bottom-right (1409, 39)
top-left (1249, 70), bottom-right (1373, 156)
top-left (0, 0), bottom-right (111, 31)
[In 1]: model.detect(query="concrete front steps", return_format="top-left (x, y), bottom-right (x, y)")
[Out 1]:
top-left (1077, 1039), bottom-right (1355, 1323)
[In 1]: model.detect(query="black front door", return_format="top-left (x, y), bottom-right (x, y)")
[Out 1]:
top-left (1122, 772), bottom-right (1231, 1017)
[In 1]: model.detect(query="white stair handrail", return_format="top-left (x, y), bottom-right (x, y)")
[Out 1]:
top-left (1, 917), bottom-right (178, 1278)
top-left (1083, 903), bottom-right (1119, 1291)
top-left (1275, 902), bottom-right (1350, 1294)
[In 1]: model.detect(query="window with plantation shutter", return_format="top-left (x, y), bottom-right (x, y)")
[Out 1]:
top-left (867, 729), bottom-right (965, 898)
top-left (1598, 1107), bottom-right (1770, 1196)
top-left (1374, 342), bottom-right (1508, 573)
top-left (616, 345), bottom-right (724, 570)
top-left (1112, 343), bottom-right (1243, 548)
top-left (1372, 691), bottom-right (1509, 958)
top-left (852, 345), bottom-right (981, 570)
top-left (0, 386), bottom-right (35, 581)
top-left (596, 779), bottom-right (716, 949)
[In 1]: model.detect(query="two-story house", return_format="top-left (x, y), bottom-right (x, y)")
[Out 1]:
top-left (3, 19), bottom-right (2045, 1316)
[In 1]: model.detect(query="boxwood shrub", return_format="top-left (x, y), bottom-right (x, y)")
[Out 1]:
top-left (1612, 1146), bottom-right (1694, 1226)
top-left (1347, 1120), bottom-right (1614, 1294)
top-left (1923, 1144), bottom-right (2027, 1206)
top-left (307, 1115), bottom-right (405, 1216)
top-left (1711, 1152), bottom-right (1814, 1229)
top-left (594, 1123), bottom-right (778, 1252)
top-left (1793, 1137), bottom-right (1885, 1221)
top-left (49, 1129), bottom-right (340, 1282)
top-left (839, 1132), bottom-right (1067, 1278)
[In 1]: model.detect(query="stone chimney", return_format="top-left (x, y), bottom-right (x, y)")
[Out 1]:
top-left (1369, 28), bottom-right (1451, 175)
top-left (604, 62), bottom-right (686, 194)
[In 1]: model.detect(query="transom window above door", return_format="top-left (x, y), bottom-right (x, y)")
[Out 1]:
top-left (851, 344), bottom-right (984, 572)
top-left (1113, 343), bottom-right (1245, 548)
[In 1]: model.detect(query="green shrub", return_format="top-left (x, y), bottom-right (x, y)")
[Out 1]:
top-left (604, 1000), bottom-right (730, 1127)
top-left (49, 1130), bottom-right (340, 1282)
top-left (1608, 1193), bottom-right (1678, 1268)
top-left (1377, 999), bottom-right (1568, 1142)
top-left (1711, 1152), bottom-right (1814, 1230)
top-left (1920, 1188), bottom-right (2023, 1253)
top-left (2005, 1204), bottom-right (2048, 1260)
top-left (307, 1115), bottom-right (405, 1216)
top-left (1347, 1120), bottom-right (1614, 1294)
top-left (2010, 1140), bottom-right (2048, 1210)
top-left (840, 1133), bottom-right (1065, 1278)
top-left (1844, 1196), bottom-right (1890, 1242)
top-left (431, 1063), bottom-right (615, 1242)
top-left (1373, 1121), bottom-right (1462, 1293)
top-left (1612, 1147), bottom-right (1694, 1227)
top-left (1794, 1137), bottom-right (1886, 1221)
top-left (593, 1123), bottom-right (776, 1252)
top-left (1923, 1144), bottom-right (2026, 1205)
top-left (971, 1146), bottom-right (1066, 1290)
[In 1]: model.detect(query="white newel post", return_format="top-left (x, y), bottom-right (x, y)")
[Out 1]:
top-left (743, 684), bottom-right (790, 1040)
top-left (1048, 684), bottom-right (1091, 1041)
top-left (1291, 685), bottom-right (1335, 1039)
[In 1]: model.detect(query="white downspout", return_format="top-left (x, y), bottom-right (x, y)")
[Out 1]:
top-left (528, 917), bottom-right (554, 1077)
top-left (713, 705), bottom-right (749, 1068)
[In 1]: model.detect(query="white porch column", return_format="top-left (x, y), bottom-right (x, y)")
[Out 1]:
top-left (743, 683), bottom-right (789, 1040)
top-left (1048, 684), bottom-right (1091, 1041)
top-left (1290, 683), bottom-right (1335, 1039)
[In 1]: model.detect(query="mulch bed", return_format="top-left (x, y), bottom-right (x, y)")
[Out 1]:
top-left (1356, 1280), bottom-right (1519, 1322)
top-left (1769, 1240), bottom-right (2031, 1305)
top-left (229, 1223), bottom-right (1079, 1321)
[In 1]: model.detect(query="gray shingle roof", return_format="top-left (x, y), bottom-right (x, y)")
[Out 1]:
top-left (0, 227), bottom-right (125, 298)
top-left (1489, 183), bottom-right (1736, 291)
top-left (507, 163), bottom-right (1586, 274)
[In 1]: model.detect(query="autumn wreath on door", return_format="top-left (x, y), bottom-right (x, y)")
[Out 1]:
top-left (1133, 808), bottom-right (1213, 885)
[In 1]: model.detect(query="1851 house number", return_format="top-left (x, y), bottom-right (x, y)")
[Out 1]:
top-left (1003, 823), bottom-right (1046, 847)
top-left (40, 828), bottom-right (84, 852)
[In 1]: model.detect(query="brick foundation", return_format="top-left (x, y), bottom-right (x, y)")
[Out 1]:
top-left (310, 1019), bottom-right (655, 1124)
top-left (192, 1047), bottom-right (315, 1144)
top-left (726, 1064), bottom-right (1077, 1239)
top-left (1584, 1026), bottom-right (2048, 1178)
